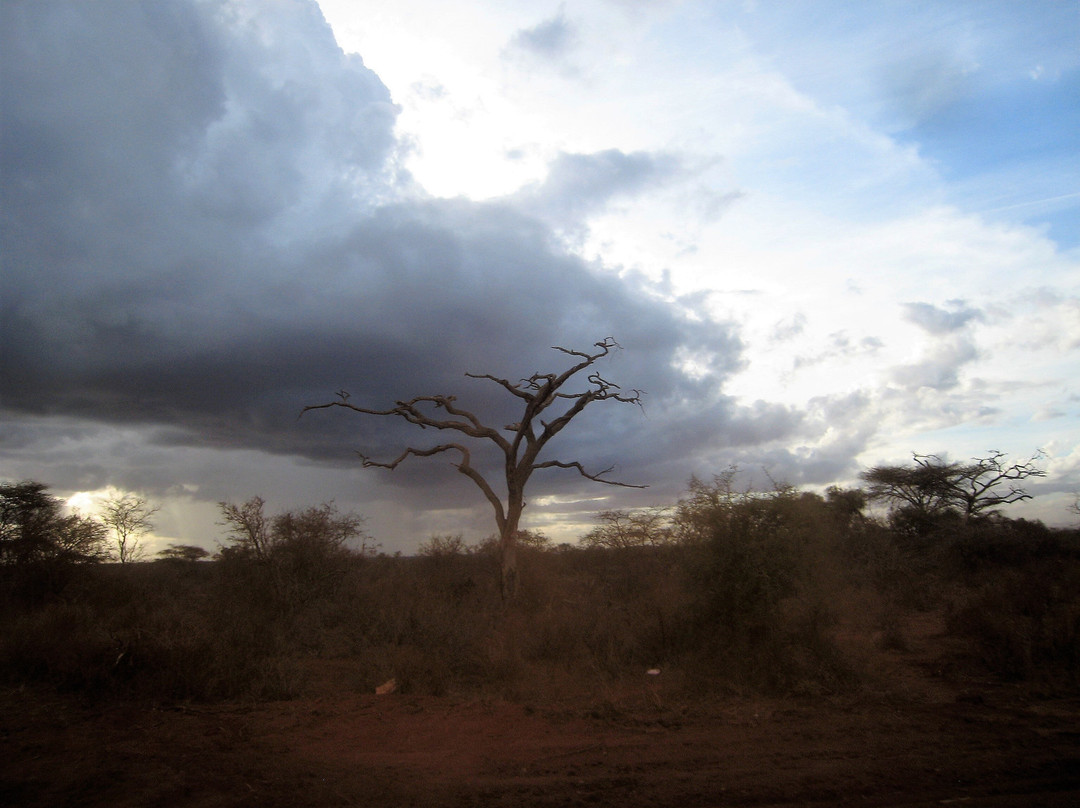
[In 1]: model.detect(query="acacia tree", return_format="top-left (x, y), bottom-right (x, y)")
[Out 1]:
top-left (157, 544), bottom-right (209, 562)
top-left (581, 507), bottom-right (674, 550)
top-left (1, 481), bottom-right (108, 600)
top-left (860, 456), bottom-right (959, 520)
top-left (100, 493), bottom-right (159, 563)
top-left (218, 496), bottom-right (273, 561)
top-left (303, 338), bottom-right (645, 599)
top-left (861, 450), bottom-right (1046, 529)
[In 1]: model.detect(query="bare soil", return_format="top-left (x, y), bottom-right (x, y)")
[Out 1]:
top-left (3, 612), bottom-right (1078, 807)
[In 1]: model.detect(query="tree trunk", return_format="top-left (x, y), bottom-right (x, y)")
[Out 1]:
top-left (500, 494), bottom-right (524, 602)
top-left (499, 527), bottom-right (518, 602)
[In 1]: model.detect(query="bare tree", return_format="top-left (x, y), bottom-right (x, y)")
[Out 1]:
top-left (218, 496), bottom-right (272, 561)
top-left (303, 338), bottom-right (645, 599)
top-left (100, 493), bottom-right (159, 564)
top-left (949, 450), bottom-right (1046, 518)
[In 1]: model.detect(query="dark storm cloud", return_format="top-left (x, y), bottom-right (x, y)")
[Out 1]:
top-left (1, 0), bottom-right (785, 512)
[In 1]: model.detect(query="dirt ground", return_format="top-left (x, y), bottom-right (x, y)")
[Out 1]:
top-left (3, 613), bottom-right (1078, 807)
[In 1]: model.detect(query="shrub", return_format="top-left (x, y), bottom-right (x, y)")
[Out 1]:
top-left (0, 562), bottom-right (304, 701)
top-left (418, 533), bottom-right (470, 558)
top-left (217, 498), bottom-right (369, 610)
top-left (1, 479), bottom-right (884, 705)
top-left (671, 475), bottom-right (856, 693)
top-left (947, 558), bottom-right (1080, 685)
top-left (946, 517), bottom-right (1065, 573)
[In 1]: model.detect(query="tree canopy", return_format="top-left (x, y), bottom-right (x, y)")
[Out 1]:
top-left (0, 480), bottom-right (108, 567)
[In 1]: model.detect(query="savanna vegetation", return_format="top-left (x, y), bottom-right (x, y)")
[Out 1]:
top-left (2, 454), bottom-right (1078, 707)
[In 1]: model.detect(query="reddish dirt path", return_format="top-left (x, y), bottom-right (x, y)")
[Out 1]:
top-left (3, 615), bottom-right (1079, 807)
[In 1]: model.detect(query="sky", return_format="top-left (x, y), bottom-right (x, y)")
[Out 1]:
top-left (2, 0), bottom-right (1078, 555)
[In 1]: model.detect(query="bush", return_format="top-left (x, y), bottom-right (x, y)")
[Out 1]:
top-left (671, 475), bottom-right (856, 693)
top-left (217, 498), bottom-right (369, 611)
top-left (0, 479), bottom-right (896, 704)
top-left (0, 562), bottom-right (305, 701)
top-left (946, 517), bottom-right (1066, 573)
top-left (947, 558), bottom-right (1080, 685)
top-left (417, 533), bottom-right (470, 558)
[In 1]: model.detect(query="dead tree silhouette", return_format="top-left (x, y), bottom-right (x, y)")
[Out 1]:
top-left (303, 338), bottom-right (645, 600)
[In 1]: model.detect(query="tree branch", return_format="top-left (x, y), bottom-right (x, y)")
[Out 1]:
top-left (360, 443), bottom-right (508, 532)
top-left (464, 372), bottom-right (536, 401)
top-left (303, 394), bottom-right (510, 450)
top-left (531, 459), bottom-right (647, 488)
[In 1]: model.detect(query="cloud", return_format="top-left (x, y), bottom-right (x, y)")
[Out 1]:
top-left (902, 300), bottom-right (985, 334)
top-left (409, 77), bottom-right (448, 102)
top-left (669, 390), bottom-right (878, 490)
top-left (506, 10), bottom-right (577, 61)
top-left (1, 0), bottom-right (791, 541)
top-left (890, 337), bottom-right (980, 392)
top-left (791, 331), bottom-right (883, 371)
top-left (1011, 291), bottom-right (1080, 352)
top-left (512, 149), bottom-right (685, 234)
top-left (768, 313), bottom-right (806, 343)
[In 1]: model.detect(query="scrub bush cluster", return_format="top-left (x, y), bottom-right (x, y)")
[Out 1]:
top-left (2, 475), bottom-right (1078, 704)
